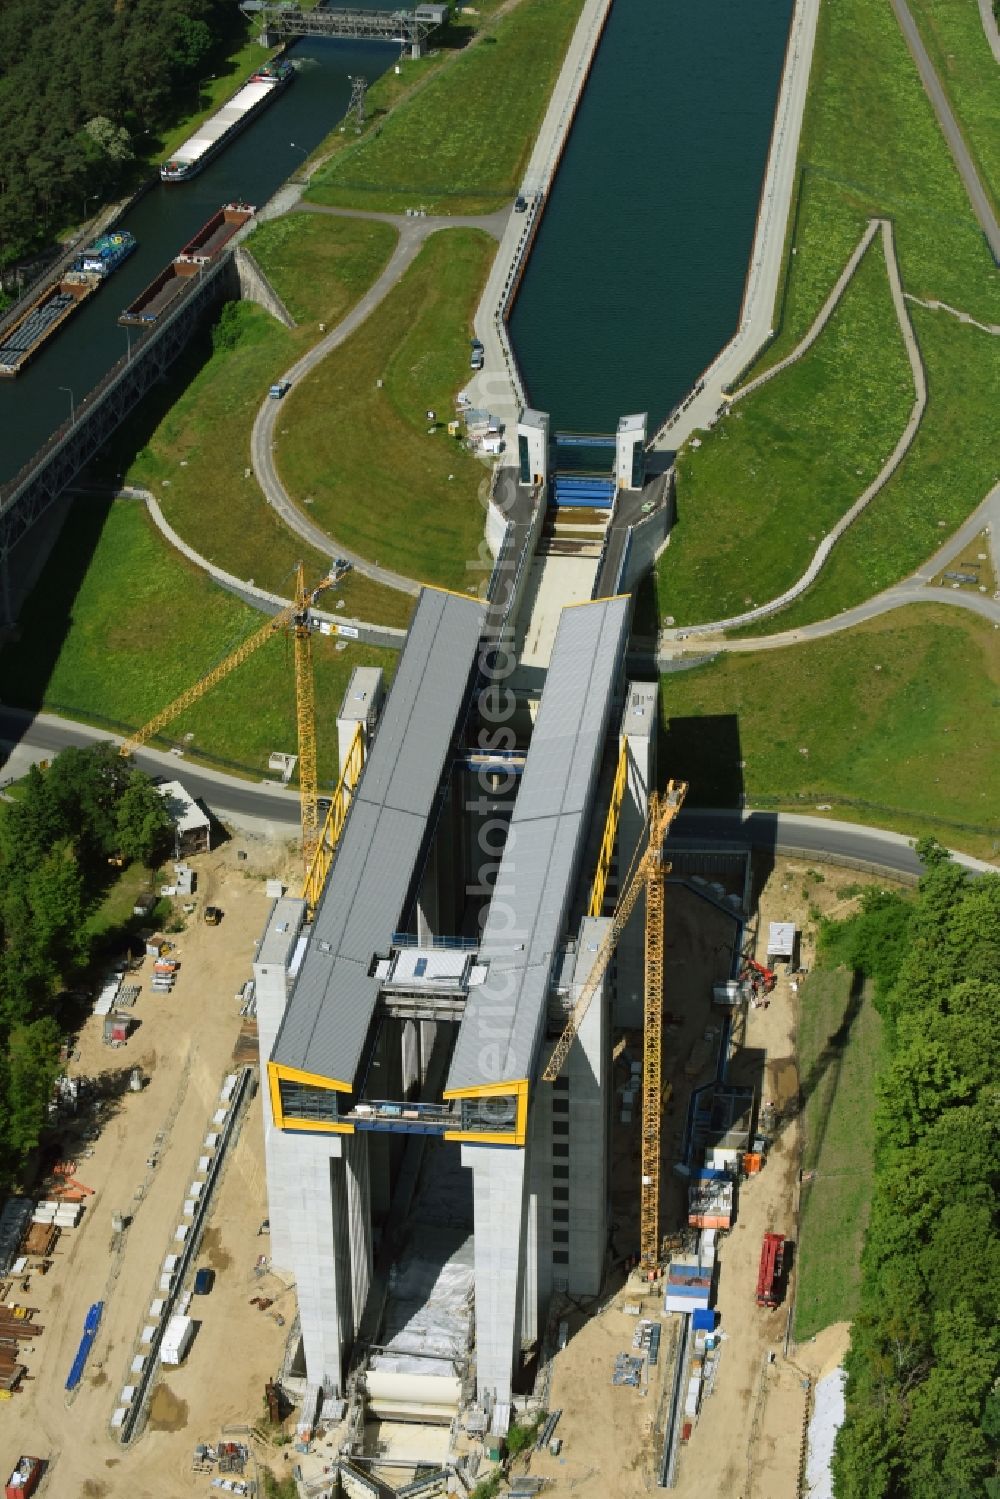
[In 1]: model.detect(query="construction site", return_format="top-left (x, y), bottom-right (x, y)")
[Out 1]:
top-left (0, 419), bottom-right (883, 1497)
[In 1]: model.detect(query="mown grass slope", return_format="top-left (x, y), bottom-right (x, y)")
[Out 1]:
top-left (275, 229), bottom-right (495, 590)
top-left (306, 0), bottom-right (586, 214)
top-left (659, 604), bottom-right (1000, 854)
top-left (657, 238), bottom-right (914, 625)
top-left (0, 501), bottom-right (397, 785)
top-left (795, 967), bottom-right (885, 1339)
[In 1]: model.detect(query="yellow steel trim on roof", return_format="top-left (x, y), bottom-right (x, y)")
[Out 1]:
top-left (269, 1061), bottom-right (353, 1094)
top-left (417, 584), bottom-right (485, 602)
top-left (280, 1117), bottom-right (355, 1136)
top-left (441, 1080), bottom-right (528, 1146)
top-left (562, 593), bottom-right (630, 608)
top-left (442, 1079), bottom-right (528, 1100)
top-left (444, 1130), bottom-right (525, 1148)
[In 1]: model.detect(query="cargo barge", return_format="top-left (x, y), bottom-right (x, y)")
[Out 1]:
top-left (0, 230), bottom-right (136, 379)
top-left (161, 60), bottom-right (295, 182)
top-left (176, 201), bottom-right (255, 264)
top-left (120, 204), bottom-right (255, 326)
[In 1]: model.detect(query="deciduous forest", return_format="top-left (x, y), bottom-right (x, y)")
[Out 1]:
top-left (822, 843), bottom-right (1000, 1497)
top-left (0, 745), bottom-right (171, 1189)
top-left (0, 0), bottom-right (239, 271)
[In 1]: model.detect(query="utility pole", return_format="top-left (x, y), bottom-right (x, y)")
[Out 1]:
top-left (347, 75), bottom-right (368, 133)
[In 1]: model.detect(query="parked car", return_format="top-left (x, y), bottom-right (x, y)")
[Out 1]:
top-left (470, 346), bottom-right (485, 371)
top-left (193, 1267), bottom-right (215, 1295)
top-left (514, 194), bottom-right (528, 213)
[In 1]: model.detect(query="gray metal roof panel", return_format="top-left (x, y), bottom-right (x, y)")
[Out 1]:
top-left (447, 599), bottom-right (629, 1092)
top-left (270, 590), bottom-right (485, 1085)
top-left (359, 591), bottom-right (485, 813)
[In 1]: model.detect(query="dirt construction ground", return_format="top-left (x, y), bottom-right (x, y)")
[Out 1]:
top-left (3, 836), bottom-right (301, 1499)
top-left (529, 858), bottom-right (895, 1499)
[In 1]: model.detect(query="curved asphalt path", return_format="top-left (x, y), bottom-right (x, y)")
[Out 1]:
top-left (659, 481), bottom-right (1000, 656)
top-left (979, 0), bottom-right (1000, 63)
top-left (890, 0), bottom-right (1000, 262)
top-left (250, 204), bottom-right (506, 597)
top-left (1, 707), bottom-right (994, 876)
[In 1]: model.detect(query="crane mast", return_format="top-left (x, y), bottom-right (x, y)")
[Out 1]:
top-left (543, 777), bottom-right (687, 1272)
top-left (119, 562), bottom-right (333, 884)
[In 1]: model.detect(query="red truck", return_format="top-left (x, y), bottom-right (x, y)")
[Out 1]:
top-left (756, 1232), bottom-right (786, 1307)
top-left (5, 1456), bottom-right (44, 1499)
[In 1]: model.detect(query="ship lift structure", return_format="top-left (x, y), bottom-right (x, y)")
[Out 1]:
top-left (120, 563), bottom-right (365, 910)
top-left (544, 755), bottom-right (688, 1271)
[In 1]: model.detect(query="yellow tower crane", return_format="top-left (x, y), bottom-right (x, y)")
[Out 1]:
top-left (119, 563), bottom-right (342, 884)
top-left (543, 775), bottom-right (687, 1270)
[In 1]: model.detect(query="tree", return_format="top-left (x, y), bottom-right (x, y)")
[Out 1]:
top-left (2, 1018), bottom-right (62, 1168)
top-left (115, 773), bottom-right (173, 866)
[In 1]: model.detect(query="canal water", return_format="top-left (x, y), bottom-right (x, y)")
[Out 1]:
top-left (509, 0), bottom-right (794, 435)
top-left (0, 36), bottom-right (397, 485)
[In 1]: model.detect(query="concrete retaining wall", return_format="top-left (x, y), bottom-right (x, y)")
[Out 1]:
top-left (233, 246), bottom-right (296, 328)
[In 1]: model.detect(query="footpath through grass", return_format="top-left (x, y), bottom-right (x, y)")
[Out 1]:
top-left (306, 0), bottom-right (587, 214)
top-left (658, 0), bottom-right (1000, 628)
top-left (275, 229), bottom-right (495, 590)
top-left (656, 238), bottom-right (913, 626)
top-left (794, 966), bottom-right (885, 1339)
top-left (906, 0), bottom-right (1000, 216)
top-left (99, 216), bottom-right (413, 630)
top-left (736, 310), bottom-right (999, 632)
top-left (0, 502), bottom-right (397, 787)
top-left (765, 0), bottom-right (999, 354)
top-left (659, 604), bottom-right (1000, 855)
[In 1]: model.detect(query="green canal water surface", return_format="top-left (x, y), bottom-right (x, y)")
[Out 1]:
top-left (509, 0), bottom-right (794, 435)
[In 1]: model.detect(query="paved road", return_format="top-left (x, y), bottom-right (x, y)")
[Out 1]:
top-left (659, 482), bottom-right (1000, 656)
top-left (2, 707), bottom-right (994, 874)
top-left (0, 707), bottom-right (298, 832)
top-left (250, 205), bottom-right (506, 597)
top-left (890, 0), bottom-right (1000, 262)
top-left (673, 809), bottom-right (995, 877)
top-left (979, 0), bottom-right (1000, 64)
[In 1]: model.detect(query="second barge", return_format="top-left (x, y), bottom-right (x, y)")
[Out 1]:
top-left (160, 60), bottom-right (295, 182)
top-left (119, 203), bottom-right (255, 326)
top-left (0, 230), bottom-right (136, 379)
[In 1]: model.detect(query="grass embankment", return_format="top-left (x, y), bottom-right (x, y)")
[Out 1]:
top-left (109, 215), bottom-right (414, 629)
top-left (906, 0), bottom-right (1000, 215)
top-left (306, 0), bottom-right (587, 214)
top-left (657, 0), bottom-right (1000, 629)
top-left (656, 240), bottom-right (913, 625)
top-left (794, 966), bottom-right (885, 1339)
top-left (736, 310), bottom-right (999, 632)
top-left (766, 0), bottom-right (999, 352)
top-left (658, 605), bottom-right (1000, 855)
top-left (0, 502), bottom-right (397, 785)
top-left (275, 229), bottom-right (495, 590)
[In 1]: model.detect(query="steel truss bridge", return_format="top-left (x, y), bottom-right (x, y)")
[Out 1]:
top-left (239, 5), bottom-right (440, 54)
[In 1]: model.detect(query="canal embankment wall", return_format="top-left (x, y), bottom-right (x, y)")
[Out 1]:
top-left (233, 246), bottom-right (296, 328)
top-left (469, 0), bottom-right (616, 438)
top-left (649, 0), bottom-right (822, 452)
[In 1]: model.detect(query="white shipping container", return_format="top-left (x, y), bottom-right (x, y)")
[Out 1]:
top-left (160, 1314), bottom-right (195, 1366)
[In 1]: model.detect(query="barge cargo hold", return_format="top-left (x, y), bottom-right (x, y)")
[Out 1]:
top-left (176, 202), bottom-right (255, 264)
top-left (120, 203), bottom-right (254, 325)
top-left (0, 229), bottom-right (137, 378)
top-left (119, 260), bottom-right (201, 326)
top-left (161, 60), bottom-right (294, 181)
